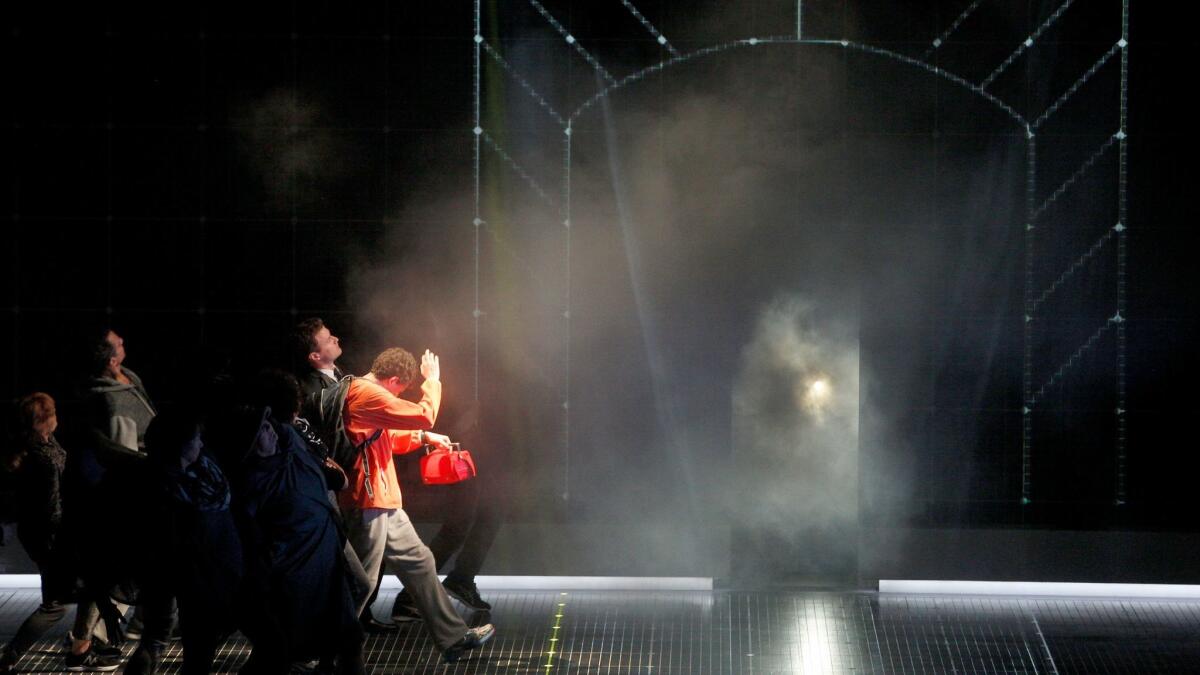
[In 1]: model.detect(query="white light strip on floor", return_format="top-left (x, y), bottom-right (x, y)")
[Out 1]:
top-left (384, 576), bottom-right (713, 591)
top-left (879, 579), bottom-right (1200, 599)
top-left (0, 574), bottom-right (713, 592)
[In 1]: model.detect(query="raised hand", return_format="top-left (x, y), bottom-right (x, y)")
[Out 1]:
top-left (420, 349), bottom-right (441, 383)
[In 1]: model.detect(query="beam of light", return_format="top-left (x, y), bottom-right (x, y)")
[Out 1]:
top-left (879, 580), bottom-right (1200, 599)
top-left (778, 597), bottom-right (859, 674)
top-left (599, 74), bottom-right (702, 524)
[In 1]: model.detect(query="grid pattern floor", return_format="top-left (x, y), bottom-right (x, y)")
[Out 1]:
top-left (2, 589), bottom-right (1199, 673)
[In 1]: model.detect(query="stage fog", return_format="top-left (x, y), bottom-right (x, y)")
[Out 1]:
top-left (356, 40), bottom-right (1028, 579)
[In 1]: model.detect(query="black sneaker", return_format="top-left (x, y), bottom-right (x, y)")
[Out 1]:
top-left (390, 591), bottom-right (422, 623)
top-left (65, 647), bottom-right (120, 672)
top-left (60, 635), bottom-right (121, 658)
top-left (443, 578), bottom-right (492, 611)
top-left (90, 639), bottom-right (122, 659)
top-left (442, 624), bottom-right (494, 663)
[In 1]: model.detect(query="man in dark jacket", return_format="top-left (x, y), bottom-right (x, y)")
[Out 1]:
top-left (291, 321), bottom-right (396, 635)
top-left (294, 318), bottom-right (347, 401)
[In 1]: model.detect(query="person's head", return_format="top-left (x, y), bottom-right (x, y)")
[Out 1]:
top-left (248, 369), bottom-right (303, 424)
top-left (368, 347), bottom-right (418, 396)
top-left (1, 394), bottom-right (54, 472)
top-left (145, 409), bottom-right (204, 470)
top-left (294, 318), bottom-right (342, 371)
top-left (16, 392), bottom-right (57, 444)
top-left (90, 327), bottom-right (126, 377)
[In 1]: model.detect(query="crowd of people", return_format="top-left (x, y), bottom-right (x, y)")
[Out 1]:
top-left (0, 320), bottom-right (495, 673)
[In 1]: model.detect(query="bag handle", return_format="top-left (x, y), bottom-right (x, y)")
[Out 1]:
top-left (425, 441), bottom-right (461, 455)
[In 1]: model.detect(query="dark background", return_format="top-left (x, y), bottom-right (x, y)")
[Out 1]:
top-left (3, 1), bottom-right (1197, 576)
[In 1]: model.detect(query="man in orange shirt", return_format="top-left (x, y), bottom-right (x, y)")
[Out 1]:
top-left (339, 347), bottom-right (493, 663)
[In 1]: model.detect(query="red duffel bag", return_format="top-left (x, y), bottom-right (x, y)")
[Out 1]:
top-left (420, 443), bottom-right (477, 485)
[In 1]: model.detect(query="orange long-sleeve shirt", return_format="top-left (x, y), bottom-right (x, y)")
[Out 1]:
top-left (339, 377), bottom-right (441, 510)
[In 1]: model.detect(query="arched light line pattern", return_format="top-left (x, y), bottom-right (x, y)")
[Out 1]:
top-left (473, 1), bottom-right (1128, 509)
top-left (569, 36), bottom-right (1028, 126)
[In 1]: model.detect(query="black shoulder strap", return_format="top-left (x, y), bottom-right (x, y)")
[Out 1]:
top-left (326, 377), bottom-right (385, 498)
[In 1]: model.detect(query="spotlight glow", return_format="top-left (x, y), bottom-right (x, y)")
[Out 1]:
top-left (799, 375), bottom-right (834, 421)
top-left (809, 378), bottom-right (831, 400)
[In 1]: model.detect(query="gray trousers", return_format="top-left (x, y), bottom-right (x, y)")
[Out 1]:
top-left (343, 540), bottom-right (373, 616)
top-left (344, 506), bottom-right (467, 650)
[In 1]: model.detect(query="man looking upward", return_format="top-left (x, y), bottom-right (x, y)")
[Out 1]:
top-left (294, 318), bottom-right (345, 401)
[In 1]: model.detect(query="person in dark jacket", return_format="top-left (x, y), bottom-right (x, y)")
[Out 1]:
top-left (0, 393), bottom-right (119, 673)
top-left (292, 321), bottom-right (402, 635)
top-left (122, 410), bottom-right (243, 675)
top-left (234, 393), bottom-right (364, 675)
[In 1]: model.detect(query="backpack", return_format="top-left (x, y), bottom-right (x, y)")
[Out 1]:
top-left (310, 376), bottom-right (383, 498)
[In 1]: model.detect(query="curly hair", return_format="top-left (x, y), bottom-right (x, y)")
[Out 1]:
top-left (17, 392), bottom-right (56, 439)
top-left (369, 347), bottom-right (418, 385)
top-left (4, 392), bottom-right (56, 471)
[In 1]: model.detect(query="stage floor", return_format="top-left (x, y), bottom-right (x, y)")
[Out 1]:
top-left (3, 588), bottom-right (1199, 673)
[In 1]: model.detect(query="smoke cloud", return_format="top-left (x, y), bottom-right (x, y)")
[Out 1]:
top-left (334, 4), bottom-right (1023, 579)
top-left (236, 88), bottom-right (353, 209)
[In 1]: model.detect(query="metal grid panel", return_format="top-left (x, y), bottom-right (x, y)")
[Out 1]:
top-left (4, 589), bottom-right (1199, 674)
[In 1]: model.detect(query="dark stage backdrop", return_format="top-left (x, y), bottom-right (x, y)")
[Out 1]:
top-left (3, 2), bottom-right (1197, 578)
